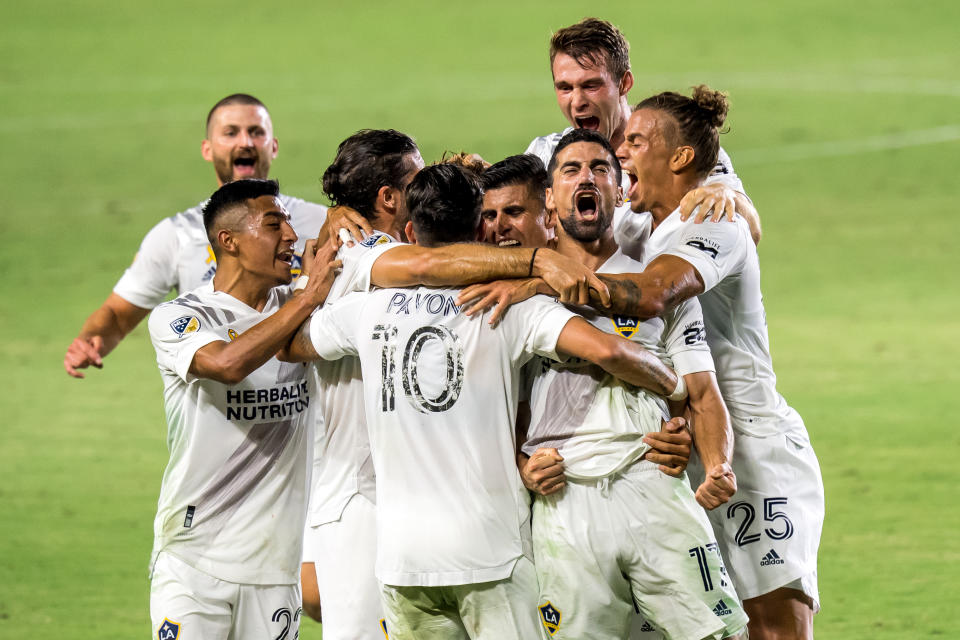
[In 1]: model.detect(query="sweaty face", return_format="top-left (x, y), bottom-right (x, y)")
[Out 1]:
top-left (233, 195), bottom-right (298, 286)
top-left (481, 183), bottom-right (553, 248)
top-left (204, 104), bottom-right (278, 186)
top-left (552, 53), bottom-right (627, 142)
top-left (547, 141), bottom-right (622, 243)
top-left (615, 109), bottom-right (676, 214)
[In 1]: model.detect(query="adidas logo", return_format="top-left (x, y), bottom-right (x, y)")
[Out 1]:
top-left (713, 599), bottom-right (733, 616)
top-left (760, 549), bottom-right (785, 566)
top-left (639, 621), bottom-right (655, 632)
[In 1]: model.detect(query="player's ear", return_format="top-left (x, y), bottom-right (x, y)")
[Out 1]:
top-left (378, 185), bottom-right (397, 215)
top-left (615, 185), bottom-right (624, 208)
top-left (670, 146), bottom-right (695, 173)
top-left (404, 221), bottom-right (418, 245)
top-left (542, 206), bottom-right (557, 231)
top-left (270, 136), bottom-right (279, 160)
top-left (216, 228), bottom-right (237, 256)
top-left (201, 138), bottom-right (213, 163)
top-left (545, 187), bottom-right (555, 212)
top-left (618, 70), bottom-right (634, 97)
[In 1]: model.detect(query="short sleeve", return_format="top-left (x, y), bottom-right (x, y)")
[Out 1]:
top-left (704, 146), bottom-right (745, 194)
top-left (662, 216), bottom-right (750, 292)
top-left (502, 295), bottom-right (577, 363)
top-left (344, 240), bottom-right (403, 294)
top-left (114, 218), bottom-right (180, 309)
top-left (148, 302), bottom-right (223, 382)
top-left (661, 298), bottom-right (715, 377)
top-left (307, 293), bottom-right (364, 361)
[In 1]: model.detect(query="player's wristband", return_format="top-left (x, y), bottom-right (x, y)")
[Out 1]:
top-left (667, 374), bottom-right (687, 401)
top-left (293, 276), bottom-right (309, 291)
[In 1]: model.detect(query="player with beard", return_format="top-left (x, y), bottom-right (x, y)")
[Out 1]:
top-left (64, 93), bottom-right (327, 378)
top-left (283, 163), bottom-right (688, 640)
top-left (525, 17), bottom-right (761, 255)
top-left (602, 87), bottom-right (822, 640)
top-left (464, 139), bottom-right (746, 639)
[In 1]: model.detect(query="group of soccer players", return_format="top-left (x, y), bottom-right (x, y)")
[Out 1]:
top-left (64, 17), bottom-right (824, 640)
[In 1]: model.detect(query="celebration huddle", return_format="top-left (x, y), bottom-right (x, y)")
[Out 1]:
top-left (64, 17), bottom-right (823, 640)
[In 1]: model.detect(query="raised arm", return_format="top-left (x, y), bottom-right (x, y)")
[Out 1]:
top-left (370, 245), bottom-right (610, 308)
top-left (192, 245), bottom-right (340, 384)
top-left (64, 294), bottom-right (150, 378)
top-left (594, 255), bottom-right (704, 320)
top-left (554, 316), bottom-right (681, 397)
top-left (683, 371), bottom-right (736, 509)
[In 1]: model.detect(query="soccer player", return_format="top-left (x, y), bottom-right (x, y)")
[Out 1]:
top-left (305, 128), bottom-right (631, 638)
top-left (283, 163), bottom-right (686, 639)
top-left (602, 87), bottom-right (824, 640)
top-left (465, 144), bottom-right (746, 638)
top-left (146, 178), bottom-right (339, 640)
top-left (302, 128), bottom-right (425, 639)
top-left (64, 93), bottom-right (327, 378)
top-left (525, 17), bottom-right (761, 250)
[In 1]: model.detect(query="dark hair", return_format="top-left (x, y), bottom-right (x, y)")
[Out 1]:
top-left (405, 164), bottom-right (482, 246)
top-left (481, 154), bottom-right (548, 208)
top-left (202, 178), bottom-right (280, 247)
top-left (550, 18), bottom-right (630, 81)
top-left (635, 85), bottom-right (729, 177)
top-left (546, 129), bottom-right (622, 186)
top-left (322, 129), bottom-right (419, 220)
top-left (205, 93), bottom-right (268, 131)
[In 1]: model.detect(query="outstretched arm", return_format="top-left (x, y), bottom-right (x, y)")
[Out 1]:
top-left (370, 245), bottom-right (610, 308)
top-left (555, 317), bottom-right (680, 397)
top-left (64, 294), bottom-right (150, 378)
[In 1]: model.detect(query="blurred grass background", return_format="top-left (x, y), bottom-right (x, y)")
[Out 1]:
top-left (1, 1), bottom-right (957, 637)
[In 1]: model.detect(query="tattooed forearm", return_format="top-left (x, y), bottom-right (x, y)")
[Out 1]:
top-left (594, 274), bottom-right (646, 317)
top-left (283, 321), bottom-right (319, 362)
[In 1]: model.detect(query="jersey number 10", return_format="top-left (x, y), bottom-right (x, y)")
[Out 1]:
top-left (372, 324), bottom-right (464, 414)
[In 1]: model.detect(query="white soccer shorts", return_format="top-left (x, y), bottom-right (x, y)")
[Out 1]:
top-left (533, 461), bottom-right (748, 640)
top-left (380, 555), bottom-right (541, 640)
top-left (304, 492), bottom-right (386, 639)
top-left (150, 551), bottom-right (301, 640)
top-left (687, 426), bottom-right (824, 608)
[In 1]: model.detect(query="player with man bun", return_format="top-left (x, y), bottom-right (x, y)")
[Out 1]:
top-left (602, 85), bottom-right (824, 640)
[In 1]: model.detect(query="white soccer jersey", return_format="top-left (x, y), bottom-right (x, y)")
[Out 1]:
top-left (115, 194), bottom-right (327, 309)
top-left (644, 210), bottom-right (803, 437)
top-left (308, 289), bottom-right (576, 587)
top-left (523, 249), bottom-right (715, 479)
top-left (526, 128), bottom-right (743, 263)
top-left (307, 231), bottom-right (397, 527)
top-left (147, 284), bottom-right (314, 585)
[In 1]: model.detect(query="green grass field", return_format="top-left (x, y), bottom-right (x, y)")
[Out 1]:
top-left (1, 1), bottom-right (958, 638)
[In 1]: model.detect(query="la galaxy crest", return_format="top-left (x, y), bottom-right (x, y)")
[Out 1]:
top-left (539, 601), bottom-right (562, 636)
top-left (169, 315), bottom-right (200, 337)
top-left (612, 315), bottom-right (640, 339)
top-left (361, 232), bottom-right (392, 248)
top-left (157, 618), bottom-right (180, 640)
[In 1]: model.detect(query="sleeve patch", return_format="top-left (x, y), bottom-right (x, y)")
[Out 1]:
top-left (169, 315), bottom-right (201, 337)
top-left (685, 237), bottom-right (720, 259)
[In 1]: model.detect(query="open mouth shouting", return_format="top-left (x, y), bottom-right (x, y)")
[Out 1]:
top-left (276, 247), bottom-right (295, 267)
top-left (232, 152), bottom-right (259, 178)
top-left (574, 188), bottom-right (600, 222)
top-left (497, 237), bottom-right (521, 247)
top-left (575, 116), bottom-right (601, 131)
